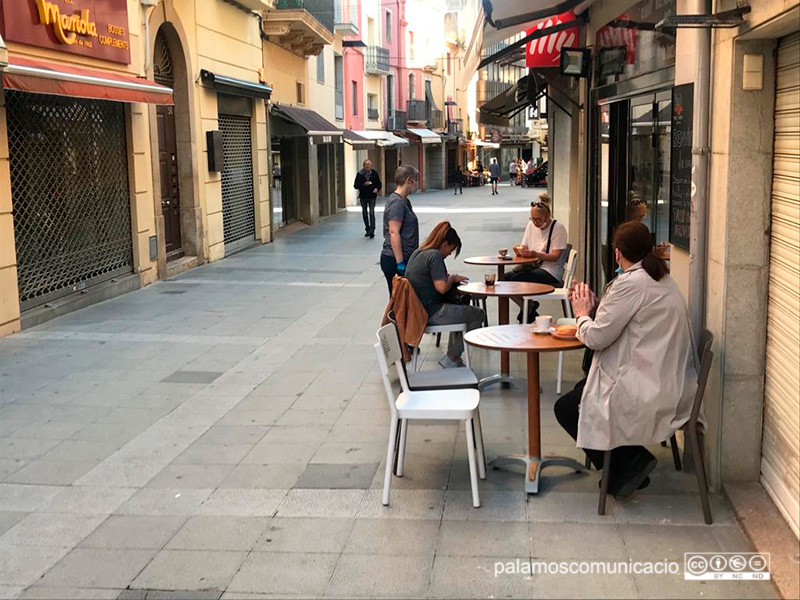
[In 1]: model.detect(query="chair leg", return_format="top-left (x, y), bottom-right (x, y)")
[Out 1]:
top-left (392, 419), bottom-right (402, 475)
top-left (473, 410), bottom-right (486, 480)
top-left (464, 341), bottom-right (472, 369)
top-left (464, 418), bottom-right (480, 508)
top-left (382, 417), bottom-right (399, 506)
top-left (556, 351), bottom-right (564, 395)
top-left (436, 332), bottom-right (441, 347)
top-left (670, 434), bottom-right (682, 471)
top-left (688, 425), bottom-right (713, 524)
top-left (584, 454), bottom-right (592, 470)
top-left (396, 419), bottom-right (409, 477)
top-left (481, 298), bottom-right (488, 327)
top-left (598, 451), bottom-right (612, 515)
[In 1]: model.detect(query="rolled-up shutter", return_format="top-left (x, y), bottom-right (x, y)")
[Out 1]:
top-left (761, 31), bottom-right (800, 538)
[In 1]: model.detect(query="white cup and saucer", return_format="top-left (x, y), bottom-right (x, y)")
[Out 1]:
top-left (530, 315), bottom-right (552, 334)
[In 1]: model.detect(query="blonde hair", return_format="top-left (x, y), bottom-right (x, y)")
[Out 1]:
top-left (531, 192), bottom-right (551, 214)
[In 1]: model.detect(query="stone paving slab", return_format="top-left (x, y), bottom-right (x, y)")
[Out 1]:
top-left (0, 186), bottom-right (780, 599)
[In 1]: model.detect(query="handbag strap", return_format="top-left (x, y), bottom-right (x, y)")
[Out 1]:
top-left (545, 220), bottom-right (557, 253)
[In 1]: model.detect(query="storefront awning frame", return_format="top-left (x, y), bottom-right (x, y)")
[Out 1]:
top-left (3, 56), bottom-right (173, 105)
top-left (271, 104), bottom-right (343, 144)
top-left (405, 128), bottom-right (442, 144)
top-left (200, 69), bottom-right (272, 99)
top-left (349, 130), bottom-right (410, 148)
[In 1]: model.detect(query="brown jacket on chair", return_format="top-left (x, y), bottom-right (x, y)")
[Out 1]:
top-left (382, 275), bottom-right (428, 362)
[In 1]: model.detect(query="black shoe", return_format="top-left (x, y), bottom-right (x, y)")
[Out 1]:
top-left (369, 233), bottom-right (375, 239)
top-left (613, 454), bottom-right (657, 500)
top-left (364, 232), bottom-right (370, 237)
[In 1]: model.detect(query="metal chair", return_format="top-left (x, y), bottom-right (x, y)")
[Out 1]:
top-left (375, 325), bottom-right (486, 508)
top-left (522, 247), bottom-right (578, 323)
top-left (597, 330), bottom-right (715, 524)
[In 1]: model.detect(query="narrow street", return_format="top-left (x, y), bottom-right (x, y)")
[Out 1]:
top-left (0, 185), bottom-right (776, 599)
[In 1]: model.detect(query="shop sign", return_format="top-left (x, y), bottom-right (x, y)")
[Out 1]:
top-left (669, 83), bottom-right (693, 250)
top-left (525, 11), bottom-right (579, 68)
top-left (0, 0), bottom-right (131, 64)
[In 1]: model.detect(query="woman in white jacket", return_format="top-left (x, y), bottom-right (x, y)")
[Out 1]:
top-left (555, 221), bottom-right (699, 499)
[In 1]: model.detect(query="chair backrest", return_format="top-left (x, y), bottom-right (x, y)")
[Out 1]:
top-left (562, 247), bottom-right (578, 288)
top-left (690, 329), bottom-right (714, 425)
top-left (374, 325), bottom-right (409, 416)
top-left (383, 313), bottom-right (413, 391)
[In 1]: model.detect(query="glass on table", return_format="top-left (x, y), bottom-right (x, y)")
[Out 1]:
top-left (484, 272), bottom-right (496, 286)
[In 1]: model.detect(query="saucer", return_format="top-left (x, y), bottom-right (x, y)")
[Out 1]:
top-left (530, 327), bottom-right (551, 335)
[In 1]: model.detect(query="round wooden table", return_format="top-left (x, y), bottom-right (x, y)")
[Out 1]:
top-left (463, 255), bottom-right (539, 282)
top-left (458, 281), bottom-right (554, 388)
top-left (464, 324), bottom-right (586, 494)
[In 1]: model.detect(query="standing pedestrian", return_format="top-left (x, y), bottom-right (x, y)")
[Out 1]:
top-left (488, 158), bottom-right (500, 195)
top-left (380, 165), bottom-right (420, 295)
top-left (354, 159), bottom-right (382, 238)
top-left (508, 159), bottom-right (518, 186)
top-left (453, 166), bottom-right (463, 195)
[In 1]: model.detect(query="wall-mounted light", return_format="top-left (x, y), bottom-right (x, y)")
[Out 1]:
top-left (559, 48), bottom-right (591, 78)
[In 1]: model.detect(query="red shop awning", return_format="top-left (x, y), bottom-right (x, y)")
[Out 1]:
top-left (3, 56), bottom-right (173, 105)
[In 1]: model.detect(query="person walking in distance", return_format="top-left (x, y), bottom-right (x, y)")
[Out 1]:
top-left (453, 165), bottom-right (464, 195)
top-left (508, 158), bottom-right (518, 186)
top-left (354, 159), bottom-right (382, 238)
top-left (488, 158), bottom-right (500, 195)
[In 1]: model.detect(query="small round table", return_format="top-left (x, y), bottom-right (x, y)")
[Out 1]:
top-left (464, 324), bottom-right (586, 494)
top-left (463, 255), bottom-right (539, 282)
top-left (458, 281), bottom-right (553, 388)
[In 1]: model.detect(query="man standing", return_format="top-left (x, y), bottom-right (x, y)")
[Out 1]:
top-left (354, 159), bottom-right (382, 238)
top-left (488, 158), bottom-right (500, 195)
top-left (508, 159), bottom-right (518, 186)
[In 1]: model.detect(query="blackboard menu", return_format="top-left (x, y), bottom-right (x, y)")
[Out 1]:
top-left (669, 83), bottom-right (693, 250)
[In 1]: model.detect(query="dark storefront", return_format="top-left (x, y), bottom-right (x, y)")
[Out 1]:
top-left (587, 0), bottom-right (677, 290)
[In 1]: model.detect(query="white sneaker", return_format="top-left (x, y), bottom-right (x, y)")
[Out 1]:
top-left (438, 355), bottom-right (465, 369)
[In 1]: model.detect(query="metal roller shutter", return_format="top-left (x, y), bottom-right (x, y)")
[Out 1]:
top-left (6, 91), bottom-right (133, 310)
top-left (219, 113), bottom-right (255, 252)
top-left (762, 31), bottom-right (800, 538)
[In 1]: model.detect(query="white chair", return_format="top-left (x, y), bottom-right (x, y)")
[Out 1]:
top-left (553, 318), bottom-right (577, 394)
top-left (412, 323), bottom-right (472, 372)
top-left (522, 247), bottom-right (578, 324)
top-left (375, 324), bottom-right (486, 508)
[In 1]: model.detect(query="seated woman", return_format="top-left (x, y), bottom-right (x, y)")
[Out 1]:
top-left (508, 193), bottom-right (568, 322)
top-left (405, 222), bottom-right (485, 369)
top-left (555, 221), bottom-right (699, 499)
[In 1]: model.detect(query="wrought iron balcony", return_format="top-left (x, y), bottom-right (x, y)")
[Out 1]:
top-left (265, 0), bottom-right (335, 56)
top-left (387, 110), bottom-right (406, 131)
top-left (428, 109), bottom-right (444, 130)
top-left (407, 100), bottom-right (427, 122)
top-left (365, 46), bottom-right (390, 75)
top-left (447, 118), bottom-right (463, 136)
top-left (367, 108), bottom-right (380, 121)
top-left (275, 0), bottom-right (334, 32)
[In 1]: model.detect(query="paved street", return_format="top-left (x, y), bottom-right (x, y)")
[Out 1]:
top-left (0, 185), bottom-right (777, 599)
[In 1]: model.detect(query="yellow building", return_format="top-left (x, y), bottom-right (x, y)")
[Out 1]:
top-left (0, 0), bottom-right (273, 336)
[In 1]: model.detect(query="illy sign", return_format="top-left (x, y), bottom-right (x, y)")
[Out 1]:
top-left (525, 11), bottom-right (579, 68)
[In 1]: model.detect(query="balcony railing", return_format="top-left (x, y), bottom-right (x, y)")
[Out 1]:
top-left (407, 100), bottom-right (427, 122)
top-left (428, 109), bottom-right (444, 130)
top-left (365, 46), bottom-right (390, 75)
top-left (387, 110), bottom-right (406, 131)
top-left (367, 108), bottom-right (380, 121)
top-left (447, 118), bottom-right (463, 136)
top-left (276, 0), bottom-right (334, 33)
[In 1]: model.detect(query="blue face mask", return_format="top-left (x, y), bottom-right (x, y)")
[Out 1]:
top-left (615, 266), bottom-right (623, 275)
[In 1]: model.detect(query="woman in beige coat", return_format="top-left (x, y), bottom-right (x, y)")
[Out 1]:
top-left (555, 221), bottom-right (699, 499)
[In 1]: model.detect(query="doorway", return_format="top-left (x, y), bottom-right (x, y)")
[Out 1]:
top-left (154, 30), bottom-right (183, 261)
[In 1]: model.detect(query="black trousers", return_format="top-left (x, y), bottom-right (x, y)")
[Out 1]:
top-left (380, 253), bottom-right (398, 296)
top-left (554, 379), bottom-right (654, 490)
top-left (361, 198), bottom-right (376, 234)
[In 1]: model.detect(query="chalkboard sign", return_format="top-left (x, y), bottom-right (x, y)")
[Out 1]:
top-left (669, 83), bottom-right (693, 250)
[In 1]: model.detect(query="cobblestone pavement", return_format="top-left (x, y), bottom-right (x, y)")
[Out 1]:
top-left (0, 184), bottom-right (777, 599)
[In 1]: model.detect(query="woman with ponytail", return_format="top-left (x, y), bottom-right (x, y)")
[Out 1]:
top-left (405, 221), bottom-right (485, 369)
top-left (554, 221), bottom-right (699, 499)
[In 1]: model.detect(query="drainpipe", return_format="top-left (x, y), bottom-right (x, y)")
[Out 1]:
top-left (689, 0), bottom-right (711, 344)
top-left (140, 0), bottom-right (159, 76)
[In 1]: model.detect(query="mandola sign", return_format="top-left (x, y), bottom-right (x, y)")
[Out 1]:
top-left (525, 10), bottom-right (579, 68)
top-left (0, 0), bottom-right (131, 64)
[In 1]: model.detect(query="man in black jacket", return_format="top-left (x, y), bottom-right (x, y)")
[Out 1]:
top-left (354, 159), bottom-right (382, 238)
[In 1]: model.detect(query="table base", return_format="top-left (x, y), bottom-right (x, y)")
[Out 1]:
top-left (477, 373), bottom-right (526, 390)
top-left (490, 454), bottom-right (586, 494)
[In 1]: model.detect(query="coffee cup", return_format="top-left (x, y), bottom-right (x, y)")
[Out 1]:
top-left (535, 315), bottom-right (552, 331)
top-left (484, 273), bottom-right (496, 286)
top-left (498, 248), bottom-right (508, 257)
